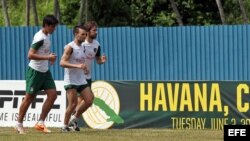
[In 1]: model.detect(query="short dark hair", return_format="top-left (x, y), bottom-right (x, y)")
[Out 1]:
top-left (73, 25), bottom-right (87, 35)
top-left (42, 15), bottom-right (59, 27)
top-left (84, 21), bottom-right (98, 32)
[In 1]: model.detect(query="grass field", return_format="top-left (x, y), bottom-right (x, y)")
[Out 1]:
top-left (0, 127), bottom-right (223, 141)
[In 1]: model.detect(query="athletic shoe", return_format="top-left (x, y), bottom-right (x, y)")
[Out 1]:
top-left (69, 120), bottom-right (80, 131)
top-left (34, 123), bottom-right (51, 133)
top-left (61, 127), bottom-right (71, 132)
top-left (14, 124), bottom-right (26, 134)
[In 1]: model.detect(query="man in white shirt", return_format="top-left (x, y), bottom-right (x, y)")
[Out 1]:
top-left (60, 25), bottom-right (93, 132)
top-left (15, 15), bottom-right (58, 134)
top-left (69, 21), bottom-right (106, 131)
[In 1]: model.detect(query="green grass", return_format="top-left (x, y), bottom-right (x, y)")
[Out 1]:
top-left (0, 127), bottom-right (223, 141)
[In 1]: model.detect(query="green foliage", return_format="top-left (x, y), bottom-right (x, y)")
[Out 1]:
top-left (224, 0), bottom-right (245, 24)
top-left (131, 0), bottom-right (155, 26)
top-left (60, 0), bottom-right (80, 26)
top-left (89, 0), bottom-right (131, 26)
top-left (1, 0), bottom-right (250, 26)
top-left (3, 0), bottom-right (26, 26)
top-left (177, 0), bottom-right (220, 25)
top-left (153, 12), bottom-right (175, 26)
top-left (0, 0), bottom-right (54, 26)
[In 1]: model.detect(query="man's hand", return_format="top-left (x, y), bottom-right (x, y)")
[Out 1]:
top-left (78, 63), bottom-right (89, 74)
top-left (101, 54), bottom-right (107, 63)
top-left (49, 53), bottom-right (57, 65)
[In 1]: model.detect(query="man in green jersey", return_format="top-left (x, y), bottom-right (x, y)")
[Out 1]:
top-left (15, 15), bottom-right (58, 134)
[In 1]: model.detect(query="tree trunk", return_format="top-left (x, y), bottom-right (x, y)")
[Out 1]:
top-left (215, 0), bottom-right (226, 24)
top-left (238, 0), bottom-right (249, 24)
top-left (54, 0), bottom-right (61, 23)
top-left (1, 0), bottom-right (10, 26)
top-left (85, 0), bottom-right (88, 23)
top-left (31, 0), bottom-right (39, 25)
top-left (169, 0), bottom-right (183, 26)
top-left (78, 0), bottom-right (85, 25)
top-left (26, 0), bottom-right (30, 26)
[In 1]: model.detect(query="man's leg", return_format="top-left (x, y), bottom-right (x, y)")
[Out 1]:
top-left (70, 87), bottom-right (94, 131)
top-left (74, 79), bottom-right (91, 117)
top-left (61, 89), bottom-right (78, 132)
top-left (15, 94), bottom-right (35, 134)
top-left (34, 89), bottom-right (57, 133)
top-left (39, 89), bottom-right (57, 120)
top-left (75, 87), bottom-right (94, 118)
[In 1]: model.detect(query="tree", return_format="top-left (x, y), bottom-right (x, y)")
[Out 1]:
top-left (60, 0), bottom-right (80, 26)
top-left (1, 0), bottom-right (250, 26)
top-left (89, 0), bottom-right (130, 26)
top-left (12, 0), bottom-right (18, 6)
top-left (1, 0), bottom-right (10, 26)
top-left (85, 0), bottom-right (88, 23)
top-left (215, 0), bottom-right (226, 24)
top-left (31, 0), bottom-right (39, 25)
top-left (26, 0), bottom-right (30, 25)
top-left (54, 0), bottom-right (61, 23)
top-left (130, 0), bottom-right (154, 26)
top-left (78, 0), bottom-right (85, 24)
top-left (169, 0), bottom-right (183, 26)
top-left (238, 0), bottom-right (249, 24)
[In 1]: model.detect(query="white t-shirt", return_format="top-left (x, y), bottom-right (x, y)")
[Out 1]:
top-left (63, 41), bottom-right (88, 85)
top-left (82, 40), bottom-right (100, 79)
top-left (28, 30), bottom-right (51, 72)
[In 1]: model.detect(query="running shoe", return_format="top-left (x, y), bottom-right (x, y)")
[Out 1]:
top-left (34, 123), bottom-right (51, 133)
top-left (14, 124), bottom-right (26, 134)
top-left (69, 120), bottom-right (80, 131)
top-left (61, 127), bottom-right (71, 132)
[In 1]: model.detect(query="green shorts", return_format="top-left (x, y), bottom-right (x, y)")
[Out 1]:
top-left (26, 67), bottom-right (56, 94)
top-left (64, 84), bottom-right (89, 93)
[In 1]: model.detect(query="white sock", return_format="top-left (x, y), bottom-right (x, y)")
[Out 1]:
top-left (38, 120), bottom-right (44, 125)
top-left (16, 122), bottom-right (23, 127)
top-left (70, 115), bottom-right (78, 122)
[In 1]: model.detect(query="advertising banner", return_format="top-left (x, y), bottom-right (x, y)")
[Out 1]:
top-left (1, 80), bottom-right (250, 130)
top-left (0, 80), bottom-right (66, 127)
top-left (82, 81), bottom-right (250, 130)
